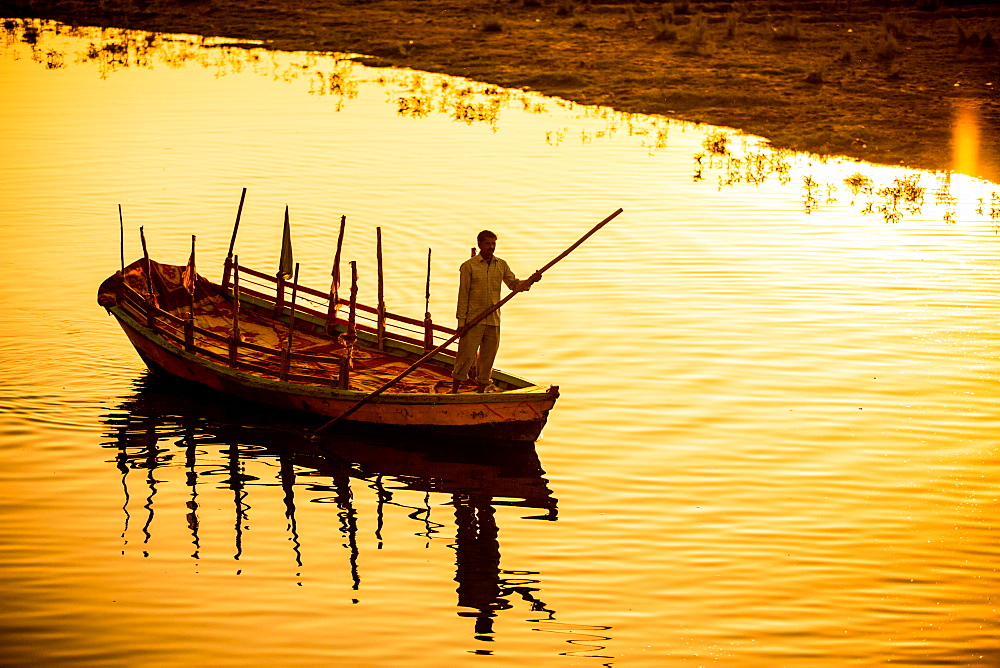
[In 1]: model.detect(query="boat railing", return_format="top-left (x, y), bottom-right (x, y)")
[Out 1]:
top-left (229, 261), bottom-right (459, 354)
top-left (117, 278), bottom-right (451, 389)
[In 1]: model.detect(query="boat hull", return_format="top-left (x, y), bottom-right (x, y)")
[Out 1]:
top-left (112, 306), bottom-right (557, 442)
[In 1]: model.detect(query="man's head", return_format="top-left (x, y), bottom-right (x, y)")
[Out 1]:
top-left (477, 230), bottom-right (497, 260)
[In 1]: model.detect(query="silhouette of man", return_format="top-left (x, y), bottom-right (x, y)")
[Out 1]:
top-left (451, 230), bottom-right (538, 393)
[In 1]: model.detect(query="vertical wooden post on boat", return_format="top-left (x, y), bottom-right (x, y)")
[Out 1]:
top-left (338, 261), bottom-right (358, 390)
top-left (118, 205), bottom-right (126, 274)
top-left (275, 205), bottom-right (293, 317)
top-left (279, 263), bottom-right (300, 381)
top-left (139, 226), bottom-right (157, 332)
top-left (376, 227), bottom-right (386, 351)
top-left (221, 187), bottom-right (247, 289)
top-left (423, 247), bottom-right (433, 350)
top-left (274, 272), bottom-right (286, 317)
top-left (117, 204), bottom-right (126, 306)
top-left (348, 261), bottom-right (358, 343)
top-left (326, 214), bottom-right (346, 334)
top-left (229, 255), bottom-right (241, 366)
top-left (184, 234), bottom-right (196, 352)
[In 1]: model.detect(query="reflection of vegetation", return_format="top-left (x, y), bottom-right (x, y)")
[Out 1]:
top-left (7, 18), bottom-right (996, 232)
top-left (397, 95), bottom-right (431, 118)
top-left (695, 141), bottom-right (793, 190)
top-left (934, 174), bottom-right (958, 224)
top-left (844, 172), bottom-right (873, 203)
top-left (978, 193), bottom-right (1000, 233)
top-left (10, 0), bottom-right (999, 175)
top-left (803, 175), bottom-right (819, 214)
top-left (3, 17), bottom-right (64, 68)
top-left (695, 141), bottom-right (995, 228)
top-left (544, 109), bottom-right (670, 154)
top-left (3, 19), bottom-right (361, 107)
top-left (3, 17), bottom-right (683, 155)
top-left (702, 130), bottom-right (728, 157)
top-left (387, 72), bottom-right (509, 129)
top-left (309, 61), bottom-right (359, 111)
top-left (844, 173), bottom-right (926, 223)
top-left (874, 175), bottom-right (924, 224)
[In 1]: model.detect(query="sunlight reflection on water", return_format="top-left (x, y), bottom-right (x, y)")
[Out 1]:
top-left (1, 18), bottom-right (1000, 667)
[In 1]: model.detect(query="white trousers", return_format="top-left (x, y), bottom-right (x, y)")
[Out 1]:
top-left (452, 324), bottom-right (500, 384)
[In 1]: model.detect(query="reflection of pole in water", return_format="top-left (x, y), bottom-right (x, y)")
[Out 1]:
top-left (140, 429), bottom-right (159, 557)
top-left (419, 492), bottom-right (433, 548)
top-left (107, 401), bottom-right (161, 557)
top-left (225, 444), bottom-right (248, 565)
top-left (114, 424), bottom-right (131, 553)
top-left (184, 427), bottom-right (201, 560)
top-left (280, 453), bottom-right (303, 572)
top-left (333, 468), bottom-right (360, 592)
top-left (373, 474), bottom-right (389, 550)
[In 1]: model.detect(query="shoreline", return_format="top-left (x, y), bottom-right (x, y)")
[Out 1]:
top-left (3, 0), bottom-right (999, 179)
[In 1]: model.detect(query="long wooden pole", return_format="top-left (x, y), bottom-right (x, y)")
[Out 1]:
top-left (188, 234), bottom-right (196, 314)
top-left (280, 262), bottom-right (301, 381)
top-left (311, 207), bottom-right (624, 435)
top-left (275, 205), bottom-right (292, 316)
top-left (423, 247), bottom-right (433, 350)
top-left (338, 261), bottom-right (358, 390)
top-left (229, 255), bottom-right (241, 366)
top-left (327, 214), bottom-right (347, 332)
top-left (376, 227), bottom-right (385, 351)
top-left (348, 260), bottom-right (358, 342)
top-left (118, 204), bottom-right (125, 275)
top-left (425, 247), bottom-right (432, 315)
top-left (185, 234), bottom-right (196, 351)
top-left (222, 187), bottom-right (247, 288)
top-left (138, 226), bottom-right (158, 330)
top-left (117, 205), bottom-right (126, 306)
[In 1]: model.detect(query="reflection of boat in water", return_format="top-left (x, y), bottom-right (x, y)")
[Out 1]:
top-left (106, 373), bottom-right (558, 514)
top-left (102, 373), bottom-right (558, 638)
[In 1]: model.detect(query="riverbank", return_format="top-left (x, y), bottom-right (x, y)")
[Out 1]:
top-left (3, 0), bottom-right (999, 178)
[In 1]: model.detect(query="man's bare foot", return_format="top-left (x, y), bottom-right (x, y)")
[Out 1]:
top-left (475, 383), bottom-right (487, 393)
top-left (451, 379), bottom-right (461, 394)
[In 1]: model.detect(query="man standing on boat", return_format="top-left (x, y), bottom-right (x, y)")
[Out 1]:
top-left (452, 230), bottom-right (539, 393)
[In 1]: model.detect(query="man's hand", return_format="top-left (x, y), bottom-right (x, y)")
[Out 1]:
top-left (520, 271), bottom-right (542, 291)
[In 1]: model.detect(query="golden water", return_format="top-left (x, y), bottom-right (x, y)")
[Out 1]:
top-left (1, 20), bottom-right (999, 666)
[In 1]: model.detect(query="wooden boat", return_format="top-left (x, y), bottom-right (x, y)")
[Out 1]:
top-left (97, 240), bottom-right (559, 442)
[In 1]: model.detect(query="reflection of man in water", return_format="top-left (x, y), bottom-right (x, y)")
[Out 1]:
top-left (452, 230), bottom-right (538, 393)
